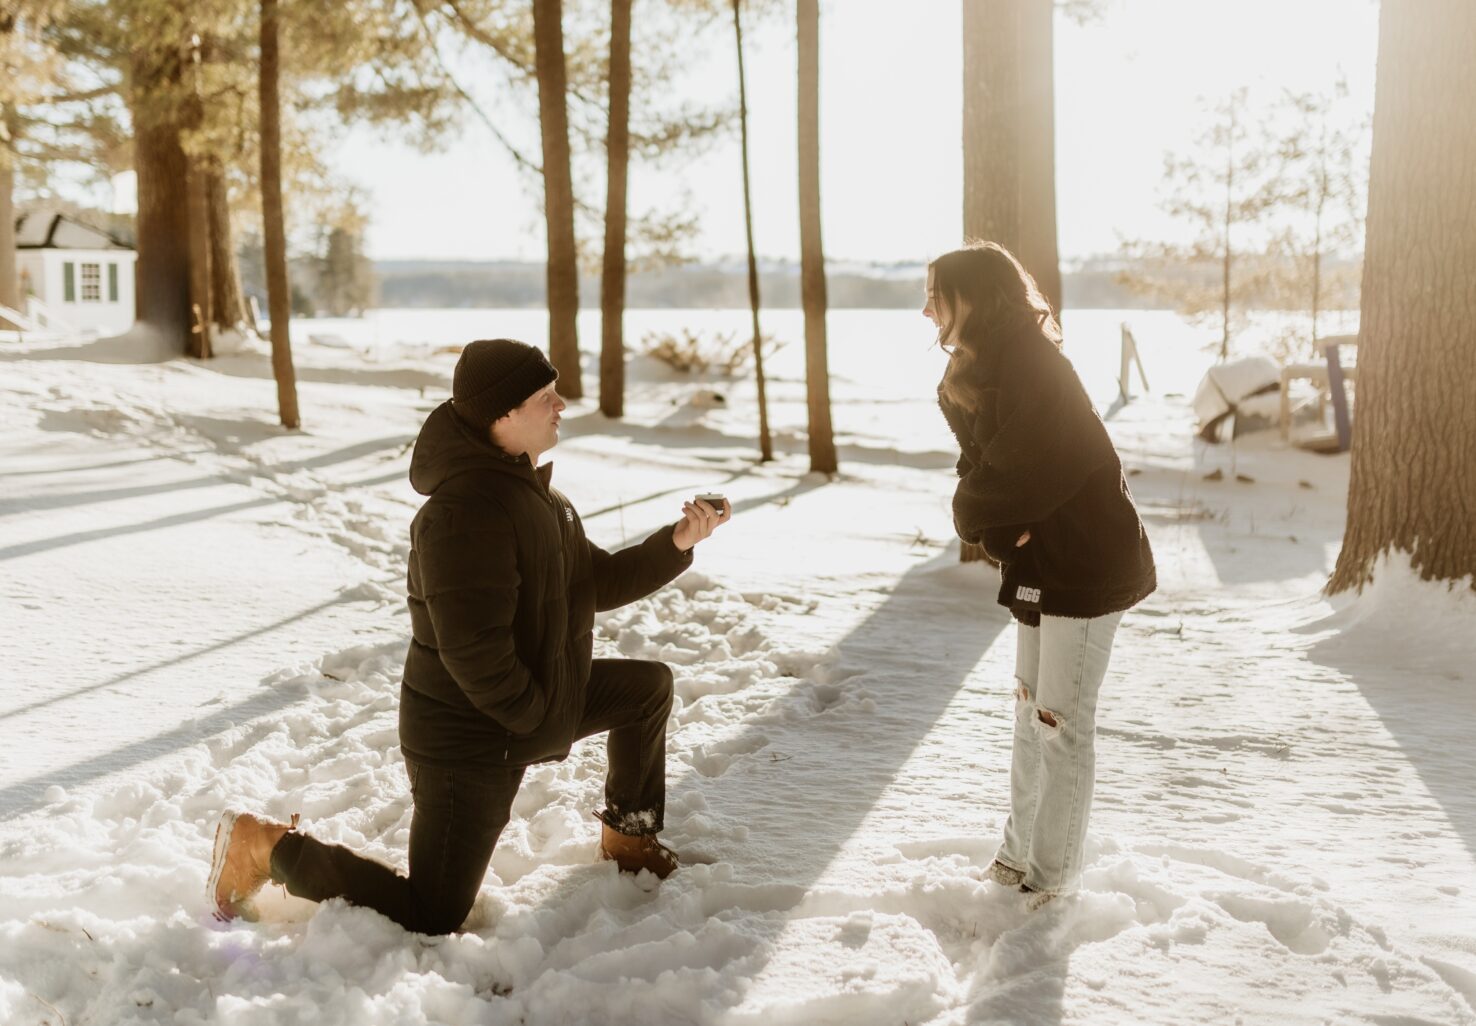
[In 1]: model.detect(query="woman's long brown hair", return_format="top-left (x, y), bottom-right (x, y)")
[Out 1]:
top-left (931, 241), bottom-right (1061, 411)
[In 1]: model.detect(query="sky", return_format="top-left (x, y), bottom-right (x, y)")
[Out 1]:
top-left (105, 0), bottom-right (1380, 266)
top-left (331, 0), bottom-right (1379, 266)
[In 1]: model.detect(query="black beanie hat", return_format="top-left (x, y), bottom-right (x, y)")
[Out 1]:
top-left (451, 338), bottom-right (558, 432)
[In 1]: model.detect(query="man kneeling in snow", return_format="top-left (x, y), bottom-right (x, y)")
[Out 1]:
top-left (209, 338), bottom-right (729, 934)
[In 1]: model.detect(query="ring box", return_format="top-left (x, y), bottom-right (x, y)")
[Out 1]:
top-left (695, 492), bottom-right (729, 516)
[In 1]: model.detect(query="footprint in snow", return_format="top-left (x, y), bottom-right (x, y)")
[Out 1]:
top-left (689, 734), bottom-right (772, 778)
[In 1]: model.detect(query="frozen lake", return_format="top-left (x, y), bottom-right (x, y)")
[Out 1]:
top-left (294, 306), bottom-right (1357, 412)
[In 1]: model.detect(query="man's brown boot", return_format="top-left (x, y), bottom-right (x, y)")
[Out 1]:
top-left (207, 810), bottom-right (297, 922)
top-left (598, 822), bottom-right (679, 880)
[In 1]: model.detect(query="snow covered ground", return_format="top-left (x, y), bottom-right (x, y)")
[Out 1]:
top-left (1, 308), bottom-right (1474, 1026)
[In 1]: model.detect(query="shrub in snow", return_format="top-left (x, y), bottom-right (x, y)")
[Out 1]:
top-left (639, 327), bottom-right (785, 377)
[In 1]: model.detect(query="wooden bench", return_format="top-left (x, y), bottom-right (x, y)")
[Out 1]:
top-left (1280, 334), bottom-right (1357, 450)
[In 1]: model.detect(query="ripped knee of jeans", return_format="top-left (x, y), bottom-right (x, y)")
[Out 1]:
top-left (1016, 681), bottom-right (1062, 738)
top-left (1032, 705), bottom-right (1063, 739)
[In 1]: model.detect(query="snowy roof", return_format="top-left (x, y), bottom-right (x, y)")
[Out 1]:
top-left (15, 211), bottom-right (132, 251)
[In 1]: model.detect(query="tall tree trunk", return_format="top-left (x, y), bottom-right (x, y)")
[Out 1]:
top-left (0, 141), bottom-right (16, 313)
top-left (1311, 160), bottom-right (1326, 347)
top-left (533, 0), bottom-right (582, 399)
top-left (130, 43), bottom-right (194, 348)
top-left (960, 0), bottom-right (1023, 562)
top-left (962, 0), bottom-right (1021, 249)
top-left (734, 0), bottom-right (772, 463)
top-left (797, 0), bottom-right (835, 474)
top-left (599, 0), bottom-right (632, 419)
top-left (0, 18), bottom-right (12, 313)
top-left (206, 162), bottom-right (250, 331)
top-left (1328, 0), bottom-right (1476, 593)
top-left (1017, 0), bottom-right (1061, 315)
top-left (1221, 112), bottom-right (1233, 362)
top-left (185, 151), bottom-right (214, 358)
top-left (259, 0), bottom-right (299, 428)
top-left (0, 95), bottom-right (17, 313)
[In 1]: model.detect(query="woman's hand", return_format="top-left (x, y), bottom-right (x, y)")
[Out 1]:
top-left (1016, 530), bottom-right (1031, 547)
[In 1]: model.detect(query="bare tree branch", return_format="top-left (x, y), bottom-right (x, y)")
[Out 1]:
top-left (408, 1), bottom-right (542, 176)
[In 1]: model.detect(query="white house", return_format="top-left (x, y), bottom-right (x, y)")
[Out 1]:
top-left (14, 211), bottom-right (136, 335)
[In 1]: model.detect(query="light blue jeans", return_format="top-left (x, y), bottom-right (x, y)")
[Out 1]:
top-left (996, 611), bottom-right (1123, 895)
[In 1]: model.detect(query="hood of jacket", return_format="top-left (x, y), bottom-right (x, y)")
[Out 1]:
top-left (408, 400), bottom-right (552, 496)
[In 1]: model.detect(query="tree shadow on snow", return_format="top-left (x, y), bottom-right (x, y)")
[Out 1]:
top-left (513, 545), bottom-right (1042, 1019)
top-left (204, 355), bottom-right (450, 393)
top-left (1300, 614), bottom-right (1476, 862)
top-left (0, 430), bottom-right (412, 518)
top-left (0, 462), bottom-right (409, 563)
top-left (0, 590), bottom-right (374, 820)
top-left (1119, 445), bottom-right (1340, 587)
top-left (0, 593), bottom-right (355, 730)
top-left (559, 406), bottom-right (958, 472)
top-left (0, 591), bottom-right (374, 820)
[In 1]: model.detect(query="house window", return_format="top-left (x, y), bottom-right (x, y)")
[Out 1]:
top-left (108, 263), bottom-right (119, 302)
top-left (63, 262), bottom-right (75, 302)
top-left (81, 263), bottom-right (101, 302)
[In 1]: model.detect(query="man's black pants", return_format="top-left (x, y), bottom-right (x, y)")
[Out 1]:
top-left (267, 659), bottom-right (674, 935)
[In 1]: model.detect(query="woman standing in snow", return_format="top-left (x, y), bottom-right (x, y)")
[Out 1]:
top-left (926, 241), bottom-right (1156, 907)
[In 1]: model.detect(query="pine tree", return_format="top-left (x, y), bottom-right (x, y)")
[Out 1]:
top-left (959, 0), bottom-right (1023, 562)
top-left (0, 13), bottom-right (21, 313)
top-left (962, 0), bottom-right (1021, 250)
top-left (733, 0), bottom-right (771, 462)
top-left (1328, 1), bottom-right (1476, 594)
top-left (533, 0), bottom-right (582, 398)
top-left (33, 0), bottom-right (466, 354)
top-left (599, 0), bottom-right (633, 419)
top-left (1017, 0), bottom-right (1060, 315)
top-left (206, 161), bottom-right (251, 330)
top-left (797, 0), bottom-right (834, 474)
top-left (259, 0), bottom-right (299, 427)
top-left (129, 6), bottom-right (197, 353)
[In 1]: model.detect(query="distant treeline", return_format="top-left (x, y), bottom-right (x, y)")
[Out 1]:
top-left (369, 255), bottom-right (1357, 311)
top-left (369, 256), bottom-right (1359, 311)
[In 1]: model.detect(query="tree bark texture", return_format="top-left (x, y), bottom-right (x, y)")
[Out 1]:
top-left (259, 0), bottom-right (300, 428)
top-left (1221, 116), bottom-right (1234, 361)
top-left (734, 0), bottom-right (772, 462)
top-left (599, 0), bottom-right (632, 419)
top-left (185, 151), bottom-right (214, 358)
top-left (962, 0), bottom-right (1061, 313)
top-left (797, 0), bottom-right (836, 474)
top-left (961, 0), bottom-right (1024, 563)
top-left (130, 44), bottom-right (194, 349)
top-left (206, 163), bottom-right (250, 331)
top-left (1017, 0), bottom-right (1061, 314)
top-left (0, 28), bottom-right (15, 313)
top-left (962, 0), bottom-right (1020, 249)
top-left (1328, 0), bottom-right (1476, 593)
top-left (534, 0), bottom-right (582, 399)
top-left (0, 147), bottom-right (16, 312)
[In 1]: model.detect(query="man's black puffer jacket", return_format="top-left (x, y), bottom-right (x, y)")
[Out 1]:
top-left (938, 322), bottom-right (1156, 624)
top-left (399, 401), bottom-right (691, 768)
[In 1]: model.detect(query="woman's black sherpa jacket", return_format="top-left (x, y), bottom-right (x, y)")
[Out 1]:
top-left (939, 323), bottom-right (1156, 625)
top-left (399, 401), bottom-right (692, 769)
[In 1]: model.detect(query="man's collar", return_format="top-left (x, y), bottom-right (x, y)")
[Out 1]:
top-left (485, 444), bottom-right (553, 488)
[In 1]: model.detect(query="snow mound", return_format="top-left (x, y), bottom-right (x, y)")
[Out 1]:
top-left (1315, 552), bottom-right (1476, 667)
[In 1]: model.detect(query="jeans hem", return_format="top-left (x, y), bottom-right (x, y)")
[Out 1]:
top-left (598, 808), bottom-right (663, 837)
top-left (267, 829), bottom-right (301, 887)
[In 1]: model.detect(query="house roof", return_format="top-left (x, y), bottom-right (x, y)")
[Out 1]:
top-left (15, 211), bottom-right (133, 251)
